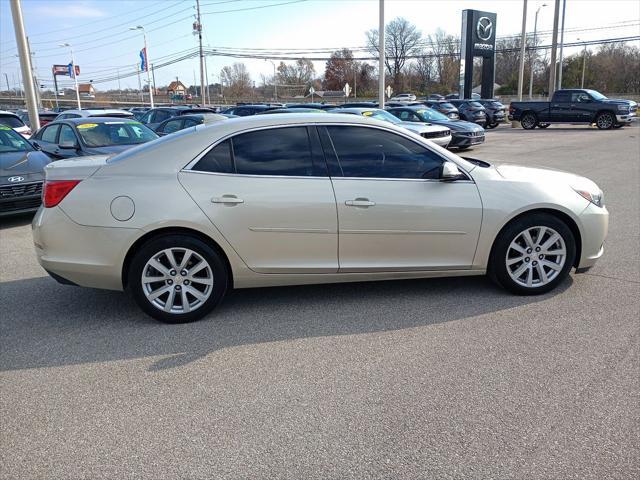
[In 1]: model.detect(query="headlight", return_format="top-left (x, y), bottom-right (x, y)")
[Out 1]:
top-left (617, 105), bottom-right (630, 111)
top-left (573, 187), bottom-right (604, 208)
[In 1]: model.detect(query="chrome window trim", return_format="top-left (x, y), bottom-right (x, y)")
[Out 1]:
top-left (182, 122), bottom-right (473, 182)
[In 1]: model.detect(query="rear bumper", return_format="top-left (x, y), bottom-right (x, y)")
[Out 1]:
top-left (577, 203), bottom-right (609, 270)
top-left (32, 206), bottom-right (141, 291)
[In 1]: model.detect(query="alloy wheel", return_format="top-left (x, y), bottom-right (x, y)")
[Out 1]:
top-left (597, 113), bottom-right (613, 129)
top-left (505, 226), bottom-right (567, 288)
top-left (141, 248), bottom-right (214, 314)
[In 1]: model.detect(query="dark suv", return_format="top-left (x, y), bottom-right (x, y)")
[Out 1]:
top-left (139, 106), bottom-right (215, 130)
top-left (420, 101), bottom-right (460, 119)
top-left (448, 100), bottom-right (487, 127)
top-left (477, 99), bottom-right (506, 128)
top-left (221, 105), bottom-right (280, 116)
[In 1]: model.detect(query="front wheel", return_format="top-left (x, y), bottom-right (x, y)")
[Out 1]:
top-left (595, 111), bottom-right (615, 130)
top-left (128, 235), bottom-right (229, 323)
top-left (486, 122), bottom-right (498, 129)
top-left (489, 214), bottom-right (576, 295)
top-left (520, 112), bottom-right (538, 129)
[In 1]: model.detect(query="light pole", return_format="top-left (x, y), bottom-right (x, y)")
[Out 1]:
top-left (10, 0), bottom-right (39, 130)
top-left (578, 38), bottom-right (587, 89)
top-left (517, 0), bottom-right (528, 101)
top-left (557, 0), bottom-right (567, 89)
top-left (378, 0), bottom-right (385, 108)
top-left (59, 43), bottom-right (81, 109)
top-left (129, 25), bottom-right (154, 107)
top-left (266, 59), bottom-right (277, 100)
top-left (529, 3), bottom-right (547, 98)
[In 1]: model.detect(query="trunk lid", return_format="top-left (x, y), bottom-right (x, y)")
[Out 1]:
top-left (44, 154), bottom-right (110, 181)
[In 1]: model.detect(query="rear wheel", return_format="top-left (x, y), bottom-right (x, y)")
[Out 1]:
top-left (486, 122), bottom-right (498, 129)
top-left (613, 124), bottom-right (624, 129)
top-left (595, 111), bottom-right (615, 130)
top-left (489, 214), bottom-right (576, 295)
top-left (128, 235), bottom-right (229, 323)
top-left (538, 123), bottom-right (550, 129)
top-left (520, 112), bottom-right (538, 129)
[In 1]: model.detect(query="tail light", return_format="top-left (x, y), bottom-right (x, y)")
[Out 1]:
top-left (43, 180), bottom-right (81, 208)
top-left (509, 103), bottom-right (515, 115)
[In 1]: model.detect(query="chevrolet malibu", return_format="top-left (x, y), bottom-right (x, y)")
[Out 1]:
top-left (32, 113), bottom-right (608, 323)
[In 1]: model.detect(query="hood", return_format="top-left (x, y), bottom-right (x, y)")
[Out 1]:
top-left (426, 119), bottom-right (484, 132)
top-left (602, 98), bottom-right (637, 107)
top-left (495, 163), bottom-right (599, 191)
top-left (400, 122), bottom-right (449, 134)
top-left (0, 150), bottom-right (51, 177)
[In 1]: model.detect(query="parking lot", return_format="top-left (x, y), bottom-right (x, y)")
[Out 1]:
top-left (1, 124), bottom-right (638, 479)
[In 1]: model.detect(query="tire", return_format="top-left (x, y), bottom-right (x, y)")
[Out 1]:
top-left (595, 111), bottom-right (615, 130)
top-left (538, 123), bottom-right (550, 129)
top-left (486, 122), bottom-right (498, 129)
top-left (489, 213), bottom-right (576, 295)
top-left (520, 112), bottom-right (538, 129)
top-left (457, 146), bottom-right (471, 151)
top-left (127, 234), bottom-right (229, 323)
top-left (613, 124), bottom-right (624, 129)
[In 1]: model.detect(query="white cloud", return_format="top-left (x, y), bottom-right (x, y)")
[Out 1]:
top-left (33, 2), bottom-right (106, 18)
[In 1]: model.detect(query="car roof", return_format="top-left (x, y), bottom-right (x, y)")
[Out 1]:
top-left (55, 117), bottom-right (145, 125)
top-left (337, 107), bottom-right (385, 114)
top-left (0, 111), bottom-right (20, 117)
top-left (60, 109), bottom-right (133, 115)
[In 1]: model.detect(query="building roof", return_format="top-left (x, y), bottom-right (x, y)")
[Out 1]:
top-left (78, 84), bottom-right (95, 93)
top-left (167, 81), bottom-right (187, 91)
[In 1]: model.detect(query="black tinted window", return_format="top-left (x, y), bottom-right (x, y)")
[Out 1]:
top-left (326, 126), bottom-right (444, 179)
top-left (153, 110), bottom-right (172, 123)
top-left (554, 92), bottom-right (570, 102)
top-left (194, 139), bottom-right (233, 173)
top-left (41, 124), bottom-right (60, 143)
top-left (0, 115), bottom-right (24, 128)
top-left (232, 127), bottom-right (314, 176)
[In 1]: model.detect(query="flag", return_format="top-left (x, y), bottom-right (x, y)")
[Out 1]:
top-left (67, 63), bottom-right (80, 78)
top-left (68, 63), bottom-right (75, 78)
top-left (140, 48), bottom-right (148, 72)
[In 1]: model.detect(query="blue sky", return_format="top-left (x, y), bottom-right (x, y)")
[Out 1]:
top-left (1, 0), bottom-right (639, 91)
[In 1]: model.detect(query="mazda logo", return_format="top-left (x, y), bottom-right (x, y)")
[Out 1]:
top-left (8, 176), bottom-right (25, 183)
top-left (477, 17), bottom-right (493, 41)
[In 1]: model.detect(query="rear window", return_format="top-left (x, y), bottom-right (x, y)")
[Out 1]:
top-left (0, 115), bottom-right (25, 128)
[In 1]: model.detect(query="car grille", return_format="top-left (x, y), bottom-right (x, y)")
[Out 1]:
top-left (0, 181), bottom-right (42, 199)
top-left (460, 131), bottom-right (484, 137)
top-left (422, 130), bottom-right (450, 139)
top-left (0, 196), bottom-right (42, 213)
top-left (631, 106), bottom-right (637, 114)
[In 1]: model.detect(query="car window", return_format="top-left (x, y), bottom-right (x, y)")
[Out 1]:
top-left (162, 119), bottom-right (183, 134)
top-left (0, 115), bottom-right (25, 128)
top-left (153, 110), bottom-right (173, 123)
top-left (183, 118), bottom-right (201, 128)
top-left (232, 127), bottom-right (315, 176)
top-left (139, 111), bottom-right (152, 123)
top-left (554, 92), bottom-right (570, 102)
top-left (325, 126), bottom-right (444, 179)
top-left (77, 122), bottom-right (157, 147)
top-left (193, 139), bottom-right (233, 173)
top-left (397, 110), bottom-right (419, 122)
top-left (59, 124), bottom-right (77, 144)
top-left (572, 92), bottom-right (591, 103)
top-left (0, 126), bottom-right (33, 152)
top-left (41, 124), bottom-right (60, 143)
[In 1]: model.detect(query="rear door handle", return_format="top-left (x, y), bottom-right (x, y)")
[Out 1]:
top-left (345, 198), bottom-right (375, 207)
top-left (211, 195), bottom-right (244, 204)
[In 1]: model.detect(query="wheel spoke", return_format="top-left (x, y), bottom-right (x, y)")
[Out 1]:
top-left (147, 285), bottom-right (172, 301)
top-left (185, 285), bottom-right (208, 302)
top-left (509, 243), bottom-right (527, 255)
top-left (164, 288), bottom-right (177, 312)
top-left (164, 249), bottom-right (180, 270)
top-left (148, 258), bottom-right (170, 276)
top-left (540, 259), bottom-right (561, 271)
top-left (540, 233), bottom-right (560, 252)
top-left (511, 262), bottom-right (529, 279)
top-left (181, 290), bottom-right (191, 313)
top-left (142, 273), bottom-right (168, 284)
top-left (526, 266), bottom-right (534, 287)
top-left (535, 227), bottom-right (547, 246)
top-left (188, 261), bottom-right (208, 276)
top-left (536, 263), bottom-right (548, 284)
top-left (507, 256), bottom-right (524, 266)
top-left (189, 276), bottom-right (213, 286)
top-left (542, 247), bottom-right (566, 256)
top-left (178, 249), bottom-right (193, 270)
top-left (522, 230), bottom-right (535, 249)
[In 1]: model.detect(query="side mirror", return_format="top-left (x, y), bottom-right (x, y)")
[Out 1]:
top-left (440, 161), bottom-right (465, 182)
top-left (31, 141), bottom-right (41, 150)
top-left (58, 140), bottom-right (78, 150)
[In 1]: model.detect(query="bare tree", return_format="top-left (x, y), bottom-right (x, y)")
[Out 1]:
top-left (220, 63), bottom-right (252, 97)
top-left (277, 59), bottom-right (315, 87)
top-left (366, 17), bottom-right (422, 91)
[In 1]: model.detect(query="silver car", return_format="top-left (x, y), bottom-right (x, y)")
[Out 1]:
top-left (33, 113), bottom-right (608, 323)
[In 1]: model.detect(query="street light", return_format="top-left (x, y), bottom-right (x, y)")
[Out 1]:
top-left (578, 37), bottom-right (587, 88)
top-left (529, 3), bottom-right (547, 99)
top-left (129, 25), bottom-right (154, 107)
top-left (59, 42), bottom-right (81, 109)
top-left (265, 59), bottom-right (277, 100)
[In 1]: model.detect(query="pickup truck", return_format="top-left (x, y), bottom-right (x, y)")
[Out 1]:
top-left (509, 89), bottom-right (637, 130)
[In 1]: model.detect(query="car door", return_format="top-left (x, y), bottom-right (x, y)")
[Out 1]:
top-left (32, 124), bottom-right (60, 157)
top-left (320, 125), bottom-right (482, 272)
top-left (178, 126), bottom-right (338, 273)
top-left (571, 91), bottom-right (593, 122)
top-left (53, 124), bottom-right (81, 158)
top-left (550, 91), bottom-right (572, 121)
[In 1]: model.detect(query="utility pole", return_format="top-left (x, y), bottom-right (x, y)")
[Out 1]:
top-left (378, 0), bottom-right (385, 108)
top-left (529, 3), bottom-right (546, 98)
top-left (517, 0), bottom-right (528, 101)
top-left (557, 0), bottom-right (567, 89)
top-left (26, 37), bottom-right (42, 109)
top-left (10, 0), bottom-right (40, 130)
top-left (579, 39), bottom-right (587, 89)
top-left (548, 0), bottom-right (561, 98)
top-left (195, 0), bottom-right (206, 105)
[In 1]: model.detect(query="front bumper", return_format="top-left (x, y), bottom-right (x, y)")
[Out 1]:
top-left (616, 111), bottom-right (637, 124)
top-left (576, 202), bottom-right (609, 270)
top-left (0, 181), bottom-right (43, 217)
top-left (430, 134), bottom-right (452, 147)
top-left (449, 133), bottom-right (485, 148)
top-left (32, 206), bottom-right (141, 291)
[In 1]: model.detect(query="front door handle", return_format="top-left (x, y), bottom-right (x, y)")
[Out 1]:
top-left (345, 198), bottom-right (376, 207)
top-left (211, 195), bottom-right (244, 204)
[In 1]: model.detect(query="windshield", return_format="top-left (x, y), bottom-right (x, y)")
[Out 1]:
top-left (76, 121), bottom-right (158, 147)
top-left (438, 102), bottom-right (455, 109)
top-left (586, 89), bottom-right (607, 100)
top-left (415, 108), bottom-right (449, 122)
top-left (361, 109), bottom-right (401, 124)
top-left (0, 126), bottom-right (34, 153)
top-left (0, 115), bottom-right (25, 129)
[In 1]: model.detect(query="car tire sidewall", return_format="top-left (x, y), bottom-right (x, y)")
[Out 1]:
top-left (596, 112), bottom-right (615, 130)
top-left (128, 234), bottom-right (229, 323)
top-left (490, 214), bottom-right (576, 295)
top-left (521, 113), bottom-right (537, 129)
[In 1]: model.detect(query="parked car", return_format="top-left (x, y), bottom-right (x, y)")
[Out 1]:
top-left (17, 110), bottom-right (58, 128)
top-left (55, 109), bottom-right (134, 121)
top-left (0, 111), bottom-right (31, 138)
top-left (221, 105), bottom-right (280, 117)
top-left (448, 100), bottom-right (487, 127)
top-left (286, 103), bottom-right (337, 111)
top-left (428, 94), bottom-right (445, 101)
top-left (0, 125), bottom-right (51, 216)
top-left (257, 108), bottom-right (325, 114)
top-left (477, 99), bottom-right (506, 128)
top-left (336, 107), bottom-right (451, 147)
top-left (32, 113), bottom-right (608, 323)
top-left (387, 106), bottom-right (485, 150)
top-left (128, 107), bottom-right (150, 120)
top-left (339, 102), bottom-right (379, 108)
top-left (420, 101), bottom-right (460, 119)
top-left (508, 89), bottom-right (637, 130)
top-left (139, 106), bottom-right (216, 130)
top-left (389, 93), bottom-right (417, 102)
top-left (446, 93), bottom-right (481, 100)
top-left (31, 118), bottom-right (158, 159)
top-left (385, 101), bottom-right (425, 108)
top-left (154, 113), bottom-right (228, 136)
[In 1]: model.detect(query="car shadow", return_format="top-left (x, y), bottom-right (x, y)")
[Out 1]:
top-left (0, 273), bottom-right (572, 373)
top-left (0, 212), bottom-right (35, 230)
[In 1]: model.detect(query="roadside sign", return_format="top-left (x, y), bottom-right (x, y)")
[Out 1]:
top-left (385, 85), bottom-right (393, 98)
top-left (309, 86), bottom-right (315, 95)
top-left (52, 64), bottom-right (69, 76)
top-left (343, 82), bottom-right (351, 97)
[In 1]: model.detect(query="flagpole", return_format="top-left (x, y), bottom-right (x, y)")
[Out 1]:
top-left (130, 25), bottom-right (154, 108)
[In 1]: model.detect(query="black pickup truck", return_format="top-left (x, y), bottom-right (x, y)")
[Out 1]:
top-left (509, 89), bottom-right (637, 130)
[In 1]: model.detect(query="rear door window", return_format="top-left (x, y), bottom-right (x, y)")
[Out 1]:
top-left (41, 124), bottom-right (60, 143)
top-left (193, 139), bottom-right (233, 173)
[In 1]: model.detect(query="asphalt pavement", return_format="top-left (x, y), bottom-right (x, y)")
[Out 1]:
top-left (1, 123), bottom-right (638, 479)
